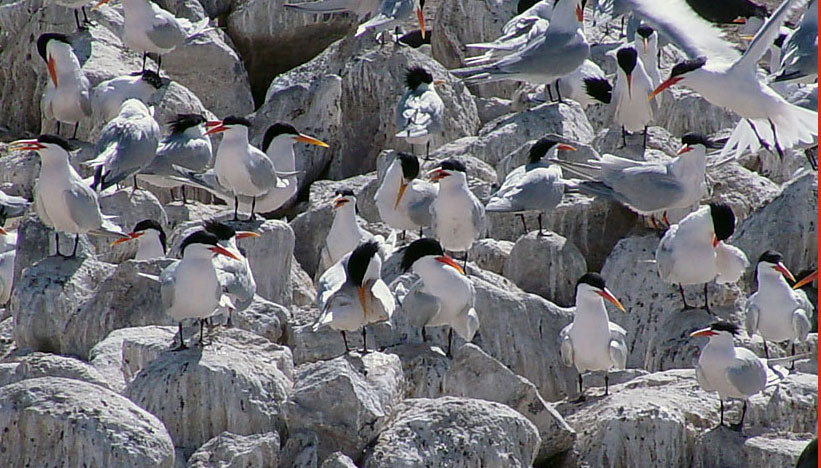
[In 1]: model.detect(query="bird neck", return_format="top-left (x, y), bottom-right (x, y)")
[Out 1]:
top-left (550, 0), bottom-right (581, 33)
top-left (332, 204), bottom-right (358, 230)
top-left (757, 270), bottom-right (791, 293)
top-left (136, 232), bottom-right (165, 260)
top-left (704, 334), bottom-right (736, 356)
top-left (440, 173), bottom-right (469, 192)
top-left (266, 137), bottom-right (296, 172)
top-left (574, 293), bottom-right (609, 322)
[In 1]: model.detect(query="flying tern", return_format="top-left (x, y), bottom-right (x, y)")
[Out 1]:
top-left (559, 273), bottom-right (627, 398)
top-left (315, 241), bottom-right (395, 353)
top-left (374, 152), bottom-right (437, 237)
top-left (395, 66), bottom-right (444, 161)
top-left (612, 45), bottom-right (657, 152)
top-left (355, 0), bottom-right (426, 40)
top-left (110, 218), bottom-right (167, 260)
top-left (91, 70), bottom-right (165, 122)
top-left (37, 33), bottom-right (91, 140)
top-left (486, 137), bottom-right (575, 235)
top-left (656, 203), bottom-right (749, 311)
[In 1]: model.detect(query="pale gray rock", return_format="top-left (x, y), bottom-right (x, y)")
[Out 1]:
top-left (475, 96), bottom-right (512, 124)
top-left (0, 377), bottom-right (175, 467)
top-left (503, 231), bottom-right (587, 307)
top-left (363, 397), bottom-right (541, 468)
top-left (693, 431), bottom-right (812, 468)
top-left (11, 214), bottom-right (96, 285)
top-left (285, 352), bottom-right (405, 462)
top-left (280, 430), bottom-right (319, 468)
top-left (89, 325), bottom-right (179, 393)
top-left (706, 160), bottom-right (782, 223)
top-left (0, 147), bottom-right (38, 201)
top-left (187, 432), bottom-right (280, 468)
top-left (125, 328), bottom-right (294, 457)
top-left (748, 373), bottom-right (817, 434)
top-left (93, 189), bottom-right (168, 264)
top-left (467, 238), bottom-right (513, 275)
top-left (291, 256), bottom-right (317, 308)
top-left (384, 343), bottom-right (451, 398)
top-left (0, 317), bottom-right (14, 362)
top-left (164, 202), bottom-right (226, 231)
top-left (0, 352), bottom-right (111, 389)
top-left (321, 452), bottom-right (359, 468)
top-left (232, 295), bottom-right (291, 344)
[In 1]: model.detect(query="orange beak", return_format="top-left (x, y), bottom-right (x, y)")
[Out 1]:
top-left (333, 196), bottom-right (349, 209)
top-left (677, 145), bottom-right (693, 156)
top-left (293, 134), bottom-right (329, 148)
top-left (690, 327), bottom-right (717, 337)
top-left (204, 121), bottom-right (227, 135)
top-left (0, 227), bottom-right (6, 236)
top-left (417, 8), bottom-right (425, 39)
top-left (576, 4), bottom-right (583, 22)
top-left (643, 38), bottom-right (649, 54)
top-left (205, 120), bottom-right (222, 128)
top-left (557, 144), bottom-right (577, 152)
top-left (394, 180), bottom-right (408, 209)
top-left (428, 169), bottom-right (449, 182)
top-left (732, 16), bottom-right (746, 24)
top-left (91, 0), bottom-right (111, 10)
top-left (597, 287), bottom-right (626, 311)
top-left (793, 269), bottom-right (818, 289)
top-left (773, 262), bottom-right (796, 282)
top-left (210, 245), bottom-right (240, 261)
top-left (436, 255), bottom-right (465, 275)
top-left (712, 235), bottom-right (719, 248)
top-left (235, 231), bottom-right (260, 240)
top-left (9, 139), bottom-right (45, 152)
top-left (433, 79), bottom-right (446, 85)
top-left (47, 55), bottom-right (58, 87)
top-left (110, 231), bottom-right (144, 246)
top-left (648, 76), bottom-right (682, 100)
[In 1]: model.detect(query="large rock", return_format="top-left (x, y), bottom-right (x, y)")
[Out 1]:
top-left (467, 238), bottom-right (512, 275)
top-left (692, 431), bottom-right (812, 468)
top-left (280, 430), bottom-right (319, 468)
top-left (363, 397), bottom-right (541, 468)
top-left (0, 377), bottom-right (175, 467)
top-left (186, 431), bottom-right (280, 468)
top-left (89, 325), bottom-right (179, 393)
top-left (257, 38), bottom-right (480, 181)
top-left (503, 231), bottom-right (587, 307)
top-left (125, 328), bottom-right (294, 457)
top-left (232, 295), bottom-right (291, 344)
top-left (0, 352), bottom-right (111, 389)
top-left (285, 352), bottom-right (405, 462)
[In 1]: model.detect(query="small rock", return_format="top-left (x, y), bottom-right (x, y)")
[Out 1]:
top-left (280, 430), bottom-right (319, 468)
top-left (232, 295), bottom-right (291, 344)
top-left (0, 352), bottom-right (111, 389)
top-left (692, 431), bottom-right (813, 468)
top-left (467, 238), bottom-right (513, 275)
top-left (89, 325), bottom-right (178, 393)
top-left (186, 431), bottom-right (280, 468)
top-left (321, 452), bottom-right (359, 468)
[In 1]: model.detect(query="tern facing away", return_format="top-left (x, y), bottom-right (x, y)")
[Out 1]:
top-left (395, 66), bottom-right (444, 161)
top-left (110, 218), bottom-right (167, 260)
top-left (374, 152), bottom-right (437, 237)
top-left (37, 33), bottom-right (91, 139)
top-left (401, 238), bottom-right (478, 356)
top-left (745, 250), bottom-right (812, 361)
top-left (690, 321), bottom-right (767, 432)
top-left (204, 220), bottom-right (260, 327)
top-left (486, 137), bottom-right (575, 235)
top-left (315, 241), bottom-right (396, 353)
top-left (10, 135), bottom-right (126, 256)
top-left (560, 273), bottom-right (628, 398)
top-left (656, 203), bottom-right (749, 312)
top-left (91, 70), bottom-right (165, 122)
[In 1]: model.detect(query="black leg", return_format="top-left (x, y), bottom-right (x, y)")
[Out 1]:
top-left (763, 340), bottom-right (770, 359)
top-left (157, 55), bottom-right (162, 74)
top-left (198, 318), bottom-right (205, 346)
top-left (169, 189), bottom-right (176, 201)
top-left (768, 118), bottom-right (784, 159)
top-left (57, 121), bottom-right (61, 136)
top-left (621, 126), bottom-right (627, 148)
top-left (82, 6), bottom-right (90, 26)
top-left (730, 401), bottom-right (747, 432)
top-left (421, 326), bottom-right (427, 343)
top-left (226, 307), bottom-right (233, 328)
top-left (401, 230), bottom-right (406, 240)
top-left (642, 126), bottom-right (648, 154)
top-left (790, 342), bottom-right (796, 371)
top-left (604, 372), bottom-right (610, 396)
top-left (132, 175), bottom-right (139, 193)
top-left (73, 122), bottom-right (79, 140)
top-left (341, 331), bottom-right (350, 353)
top-left (142, 52), bottom-right (147, 73)
top-left (233, 196), bottom-right (239, 221)
top-left (425, 141), bottom-right (430, 162)
top-left (446, 328), bottom-right (453, 357)
top-left (463, 251), bottom-right (468, 274)
top-left (74, 9), bottom-right (82, 30)
top-left (747, 119), bottom-right (772, 152)
top-left (719, 400), bottom-right (724, 426)
top-left (361, 327), bottom-right (369, 353)
top-left (55, 232), bottom-right (61, 257)
top-left (578, 373), bottom-right (584, 395)
top-left (419, 226), bottom-right (423, 237)
top-left (804, 147), bottom-right (818, 170)
top-left (518, 213), bottom-right (528, 233)
top-left (249, 196), bottom-right (257, 221)
top-left (181, 185), bottom-right (188, 204)
top-left (556, 79), bottom-right (563, 103)
top-left (703, 283), bottom-right (711, 314)
top-left (679, 284), bottom-right (694, 310)
top-left (172, 322), bottom-right (187, 351)
top-left (538, 213), bottom-right (544, 236)
top-left (71, 234), bottom-right (79, 257)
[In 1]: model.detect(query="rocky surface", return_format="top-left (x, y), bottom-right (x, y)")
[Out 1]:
top-left (186, 431), bottom-right (280, 468)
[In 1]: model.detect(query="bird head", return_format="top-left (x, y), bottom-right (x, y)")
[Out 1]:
top-left (36, 33), bottom-right (72, 87)
top-left (575, 272), bottom-right (625, 311)
top-left (332, 189), bottom-right (357, 210)
top-left (677, 133), bottom-right (713, 156)
top-left (428, 158), bottom-right (466, 182)
top-left (179, 230), bottom-right (240, 260)
top-left (649, 56), bottom-right (707, 100)
top-left (401, 237), bottom-right (464, 275)
top-left (111, 219), bottom-right (167, 252)
top-left (204, 115), bottom-right (252, 136)
top-left (405, 66), bottom-right (434, 91)
top-left (755, 250), bottom-right (795, 283)
top-left (708, 202), bottom-right (735, 247)
top-left (616, 46), bottom-right (638, 98)
top-left (529, 137), bottom-right (576, 164)
top-left (636, 24), bottom-right (655, 54)
top-left (10, 134), bottom-right (75, 161)
top-left (168, 113), bottom-right (207, 136)
top-left (262, 122), bottom-right (328, 154)
top-left (690, 321), bottom-right (739, 339)
top-left (394, 152), bottom-right (420, 208)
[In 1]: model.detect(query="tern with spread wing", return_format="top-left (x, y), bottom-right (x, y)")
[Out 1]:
top-left (395, 66), bottom-right (444, 161)
top-left (374, 152), bottom-right (437, 236)
top-left (37, 33), bottom-right (91, 140)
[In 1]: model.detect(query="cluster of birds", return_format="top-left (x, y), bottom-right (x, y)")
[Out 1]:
top-left (0, 0), bottom-right (817, 443)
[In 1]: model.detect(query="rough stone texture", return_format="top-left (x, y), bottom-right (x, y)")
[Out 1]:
top-left (186, 432), bottom-right (280, 468)
top-left (321, 452), bottom-right (359, 468)
top-left (232, 295), bottom-right (291, 344)
top-left (0, 377), bottom-right (175, 467)
top-left (125, 329), bottom-right (294, 457)
top-left (285, 352), bottom-right (405, 462)
top-left (0, 352), bottom-right (111, 389)
top-left (363, 397), bottom-right (541, 468)
top-left (291, 256), bottom-right (318, 307)
top-left (748, 373), bottom-right (817, 435)
top-left (503, 231), bottom-right (587, 307)
top-left (89, 325), bottom-right (179, 393)
top-left (280, 430), bottom-right (319, 468)
top-left (11, 214), bottom-right (96, 286)
top-left (692, 432), bottom-right (811, 468)
top-left (467, 238), bottom-right (513, 275)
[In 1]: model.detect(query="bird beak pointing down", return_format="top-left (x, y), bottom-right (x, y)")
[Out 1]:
top-left (394, 180), bottom-right (408, 209)
top-left (793, 270), bottom-right (818, 289)
top-left (597, 287), bottom-right (626, 311)
top-left (576, 4), bottom-right (583, 22)
top-left (0, 227), bottom-right (6, 236)
top-left (690, 327), bottom-right (717, 337)
top-left (293, 134), bottom-right (329, 148)
top-left (47, 56), bottom-right (58, 87)
top-left (677, 145), bottom-right (693, 156)
top-left (417, 8), bottom-right (426, 39)
top-left (773, 262), bottom-right (796, 282)
top-left (110, 231), bottom-right (143, 246)
top-left (235, 231), bottom-right (261, 240)
top-left (210, 245), bottom-right (240, 260)
top-left (436, 255), bottom-right (465, 275)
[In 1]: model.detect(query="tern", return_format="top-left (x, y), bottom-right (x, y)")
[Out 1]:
top-left (0, 190), bottom-right (30, 220)
top-left (745, 250), bottom-right (812, 361)
top-left (55, 0), bottom-right (94, 30)
top-left (428, 159), bottom-right (485, 270)
top-left (635, 24), bottom-right (661, 87)
top-left (203, 220), bottom-right (260, 327)
top-left (374, 152), bottom-right (437, 237)
top-left (462, 0), bottom-right (553, 67)
top-left (86, 98), bottom-right (161, 192)
top-left (284, 0), bottom-right (381, 21)
top-left (690, 321), bottom-right (767, 432)
top-left (395, 66), bottom-right (444, 161)
top-left (559, 273), bottom-right (628, 398)
top-left (646, 0), bottom-right (818, 159)
top-left (9, 135), bottom-right (126, 257)
top-left (656, 203), bottom-right (749, 311)
top-left (92, 0), bottom-right (209, 73)
top-left (355, 0), bottom-right (426, 39)
top-left (318, 189), bottom-right (381, 276)
top-left (110, 218), bottom-right (167, 260)
top-left (91, 70), bottom-right (165, 122)
top-left (138, 113), bottom-right (212, 202)
top-left (772, 0), bottom-right (817, 84)
top-left (612, 45), bottom-right (657, 152)
top-left (36, 33), bottom-right (91, 139)
top-left (486, 137), bottom-right (575, 235)
top-left (0, 215), bottom-right (16, 305)
top-left (546, 60), bottom-right (612, 108)
top-left (684, 0), bottom-right (767, 24)
top-left (451, 0), bottom-right (589, 97)
top-left (401, 238), bottom-right (478, 356)
top-left (315, 241), bottom-right (395, 353)
top-left (161, 230), bottom-right (239, 350)
top-left (556, 133), bottom-right (710, 227)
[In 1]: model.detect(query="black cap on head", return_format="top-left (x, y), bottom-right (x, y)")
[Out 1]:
top-left (529, 137), bottom-right (558, 163)
top-left (335, 188), bottom-right (355, 198)
top-left (180, 230), bottom-right (219, 254)
top-left (203, 219), bottom-right (236, 241)
top-left (347, 241), bottom-right (380, 287)
top-left (670, 57), bottom-right (707, 78)
top-left (576, 272), bottom-right (606, 291)
top-left (401, 238), bottom-right (444, 271)
top-left (616, 47), bottom-right (638, 75)
top-left (37, 134), bottom-right (76, 152)
top-left (262, 122), bottom-right (300, 152)
top-left (36, 33), bottom-right (71, 62)
top-left (636, 24), bottom-right (654, 39)
top-left (757, 249), bottom-right (783, 265)
top-left (405, 66), bottom-right (433, 90)
top-left (710, 321), bottom-right (740, 335)
top-left (517, 0), bottom-right (539, 14)
top-left (397, 152), bottom-right (420, 180)
top-left (773, 33), bottom-right (787, 48)
top-left (168, 114), bottom-right (206, 134)
top-left (681, 133), bottom-right (711, 148)
top-left (709, 203), bottom-right (735, 241)
top-left (438, 159), bottom-right (466, 173)
top-left (221, 115), bottom-right (252, 127)
top-left (133, 219), bottom-right (166, 251)
top-left (583, 76), bottom-right (612, 104)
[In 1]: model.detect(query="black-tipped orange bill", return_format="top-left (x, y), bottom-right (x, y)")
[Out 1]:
top-left (47, 55), bottom-right (58, 87)
top-left (576, 4), bottom-right (583, 22)
top-left (436, 255), bottom-right (465, 275)
top-left (690, 327), bottom-right (716, 337)
top-left (793, 269), bottom-right (818, 289)
top-left (294, 134), bottom-right (329, 148)
top-left (773, 262), bottom-right (796, 282)
top-left (557, 144), bottom-right (577, 152)
top-left (428, 169), bottom-right (448, 181)
top-left (10, 139), bottom-right (45, 151)
top-left (597, 288), bottom-right (626, 311)
top-left (648, 76), bottom-right (681, 100)
top-left (333, 196), bottom-right (349, 209)
top-left (91, 0), bottom-right (110, 10)
top-left (417, 8), bottom-right (425, 38)
top-left (235, 231), bottom-right (260, 239)
top-left (204, 124), bottom-right (227, 136)
top-left (210, 245), bottom-right (239, 260)
top-left (677, 145), bottom-right (693, 156)
top-left (394, 181), bottom-right (408, 209)
top-left (110, 231), bottom-right (143, 246)
top-left (0, 227), bottom-right (6, 236)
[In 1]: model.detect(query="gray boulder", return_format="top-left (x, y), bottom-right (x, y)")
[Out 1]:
top-left (0, 352), bottom-right (111, 389)
top-left (89, 325), bottom-right (179, 393)
top-left (467, 238), bottom-right (513, 275)
top-left (322, 452), bottom-right (359, 468)
top-left (187, 431), bottom-right (280, 468)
